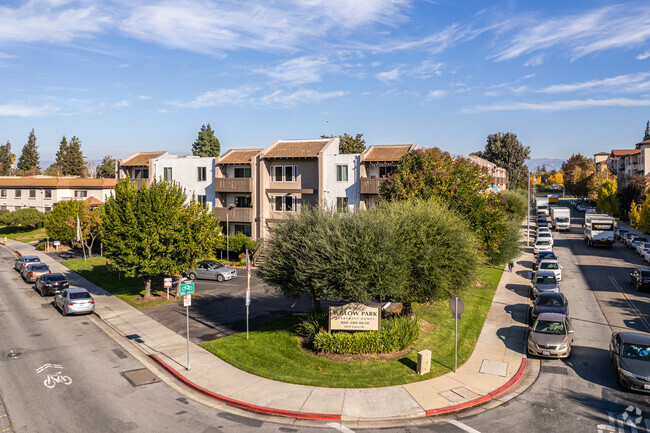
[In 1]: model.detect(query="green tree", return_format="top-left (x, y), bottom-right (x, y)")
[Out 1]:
top-left (45, 200), bottom-right (102, 257)
top-left (629, 201), bottom-right (640, 228)
top-left (102, 179), bottom-right (220, 298)
top-left (0, 141), bottom-right (15, 175)
top-left (321, 133), bottom-right (366, 154)
top-left (191, 124), bottom-right (221, 157)
top-left (562, 153), bottom-right (595, 197)
top-left (96, 155), bottom-right (116, 178)
top-left (16, 129), bottom-right (40, 175)
top-left (637, 197), bottom-right (650, 234)
top-left (644, 121), bottom-right (650, 141)
top-left (474, 132), bottom-right (531, 189)
top-left (618, 175), bottom-right (650, 220)
top-left (65, 136), bottom-right (86, 176)
top-left (53, 135), bottom-right (69, 175)
top-left (6, 208), bottom-right (45, 228)
top-left (597, 180), bottom-right (619, 216)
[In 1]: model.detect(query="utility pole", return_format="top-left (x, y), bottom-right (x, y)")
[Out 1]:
top-left (527, 171), bottom-right (531, 247)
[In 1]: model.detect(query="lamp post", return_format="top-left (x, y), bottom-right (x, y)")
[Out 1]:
top-left (226, 204), bottom-right (235, 262)
top-left (527, 171), bottom-right (531, 247)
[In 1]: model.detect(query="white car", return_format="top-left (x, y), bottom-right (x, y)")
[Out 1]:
top-left (536, 231), bottom-right (554, 246)
top-left (636, 242), bottom-right (650, 256)
top-left (538, 259), bottom-right (563, 283)
top-left (537, 227), bottom-right (552, 236)
top-left (643, 249), bottom-right (650, 263)
top-left (534, 239), bottom-right (553, 255)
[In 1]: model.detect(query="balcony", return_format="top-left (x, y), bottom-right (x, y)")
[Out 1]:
top-left (131, 178), bottom-right (150, 188)
top-left (213, 206), bottom-right (253, 222)
top-left (214, 177), bottom-right (253, 193)
top-left (360, 177), bottom-right (383, 195)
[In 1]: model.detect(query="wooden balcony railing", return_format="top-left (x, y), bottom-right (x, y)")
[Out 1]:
top-left (214, 177), bottom-right (253, 193)
top-left (360, 177), bottom-right (383, 195)
top-left (213, 206), bottom-right (253, 222)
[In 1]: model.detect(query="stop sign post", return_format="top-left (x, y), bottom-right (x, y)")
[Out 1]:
top-left (449, 297), bottom-right (465, 372)
top-left (164, 277), bottom-right (172, 300)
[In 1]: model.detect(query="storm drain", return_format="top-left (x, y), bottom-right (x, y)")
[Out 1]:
top-left (120, 368), bottom-right (160, 387)
top-left (541, 365), bottom-right (568, 375)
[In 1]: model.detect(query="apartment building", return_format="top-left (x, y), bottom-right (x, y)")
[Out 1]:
top-left (607, 149), bottom-right (642, 178)
top-left (0, 177), bottom-right (116, 212)
top-left (116, 151), bottom-right (216, 210)
top-left (359, 144), bottom-right (417, 209)
top-left (466, 155), bottom-right (509, 192)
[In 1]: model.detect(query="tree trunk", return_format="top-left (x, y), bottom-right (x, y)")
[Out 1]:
top-left (312, 291), bottom-right (322, 312)
top-left (143, 276), bottom-right (152, 299)
top-left (402, 301), bottom-right (414, 318)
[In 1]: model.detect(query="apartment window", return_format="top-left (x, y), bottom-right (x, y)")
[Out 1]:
top-left (336, 165), bottom-right (348, 182)
top-left (0, 189), bottom-right (6, 198)
top-left (14, 206), bottom-right (21, 210)
top-left (133, 168), bottom-right (148, 179)
top-left (74, 190), bottom-right (88, 198)
top-left (379, 166), bottom-right (395, 178)
top-left (29, 189), bottom-right (36, 199)
top-left (163, 167), bottom-right (173, 181)
top-left (235, 196), bottom-right (251, 208)
top-left (273, 196), bottom-right (283, 211)
top-left (197, 166), bottom-right (207, 182)
top-left (44, 207), bottom-right (51, 212)
top-left (0, 205), bottom-right (6, 210)
top-left (272, 166), bottom-right (283, 182)
top-left (271, 165), bottom-right (298, 182)
top-left (285, 196), bottom-right (297, 212)
top-left (285, 165), bottom-right (295, 182)
top-left (15, 189), bottom-right (21, 198)
top-left (44, 189), bottom-right (52, 199)
top-left (197, 195), bottom-right (207, 206)
top-left (234, 224), bottom-right (252, 237)
top-left (271, 195), bottom-right (298, 212)
top-left (337, 197), bottom-right (348, 211)
top-left (234, 167), bottom-right (251, 178)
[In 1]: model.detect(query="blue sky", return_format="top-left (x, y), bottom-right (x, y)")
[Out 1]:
top-left (2, 0), bottom-right (650, 163)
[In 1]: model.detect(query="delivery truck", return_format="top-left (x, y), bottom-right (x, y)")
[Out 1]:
top-left (584, 214), bottom-right (614, 247)
top-left (550, 207), bottom-right (571, 231)
top-left (535, 196), bottom-right (549, 216)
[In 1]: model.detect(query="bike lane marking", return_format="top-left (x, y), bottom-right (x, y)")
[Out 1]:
top-left (36, 363), bottom-right (72, 389)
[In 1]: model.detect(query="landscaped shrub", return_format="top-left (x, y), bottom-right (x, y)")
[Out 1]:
top-left (35, 241), bottom-right (46, 251)
top-left (5, 208), bottom-right (45, 228)
top-left (294, 311), bottom-right (328, 340)
top-left (312, 315), bottom-right (419, 354)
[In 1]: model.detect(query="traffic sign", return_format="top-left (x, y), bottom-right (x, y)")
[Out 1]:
top-left (183, 294), bottom-right (192, 307)
top-left (164, 277), bottom-right (172, 288)
top-left (449, 297), bottom-right (465, 319)
top-left (179, 282), bottom-right (195, 295)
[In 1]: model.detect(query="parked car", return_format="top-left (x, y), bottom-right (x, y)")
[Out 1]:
top-left (14, 255), bottom-right (40, 272)
top-left (530, 292), bottom-right (569, 324)
top-left (615, 228), bottom-right (629, 241)
top-left (187, 260), bottom-right (237, 282)
top-left (630, 237), bottom-right (649, 251)
top-left (534, 251), bottom-right (559, 270)
top-left (630, 268), bottom-right (650, 291)
top-left (623, 232), bottom-right (636, 247)
top-left (35, 273), bottom-right (69, 297)
top-left (54, 288), bottom-right (95, 316)
top-left (533, 239), bottom-right (553, 255)
top-left (538, 259), bottom-right (562, 282)
top-left (536, 231), bottom-right (554, 246)
top-left (576, 204), bottom-right (586, 212)
top-left (537, 226), bottom-right (552, 235)
top-left (532, 270), bottom-right (560, 298)
top-left (637, 242), bottom-right (650, 256)
top-left (528, 313), bottom-right (574, 358)
top-left (21, 263), bottom-right (50, 283)
top-left (609, 331), bottom-right (650, 393)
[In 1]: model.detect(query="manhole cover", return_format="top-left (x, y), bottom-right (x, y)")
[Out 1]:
top-left (112, 348), bottom-right (128, 359)
top-left (120, 368), bottom-right (160, 387)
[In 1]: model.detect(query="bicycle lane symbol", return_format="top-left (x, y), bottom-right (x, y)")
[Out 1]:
top-left (36, 364), bottom-right (72, 389)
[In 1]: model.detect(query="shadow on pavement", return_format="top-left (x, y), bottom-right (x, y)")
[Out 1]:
top-left (496, 325), bottom-right (527, 353)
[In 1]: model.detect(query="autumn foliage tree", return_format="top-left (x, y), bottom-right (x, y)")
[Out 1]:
top-left (597, 180), bottom-right (619, 217)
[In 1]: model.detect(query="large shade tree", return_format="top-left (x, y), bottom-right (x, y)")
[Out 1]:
top-left (321, 133), bottom-right (366, 154)
top-left (45, 200), bottom-right (102, 258)
top-left (192, 124), bottom-right (221, 157)
top-left (473, 132), bottom-right (530, 189)
top-left (597, 180), bottom-right (619, 217)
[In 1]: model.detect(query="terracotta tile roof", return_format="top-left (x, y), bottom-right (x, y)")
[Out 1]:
top-left (83, 196), bottom-right (103, 207)
top-left (635, 139), bottom-right (650, 148)
top-left (262, 139), bottom-right (332, 159)
top-left (218, 149), bottom-right (263, 164)
top-left (363, 144), bottom-right (416, 162)
top-left (120, 151), bottom-right (166, 166)
top-left (0, 177), bottom-right (115, 189)
top-left (611, 149), bottom-right (640, 156)
top-left (594, 152), bottom-right (610, 156)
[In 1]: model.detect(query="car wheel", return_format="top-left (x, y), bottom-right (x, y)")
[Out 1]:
top-left (188, 273), bottom-right (196, 280)
top-left (217, 274), bottom-right (224, 282)
top-left (39, 287), bottom-right (44, 297)
top-left (62, 305), bottom-right (67, 317)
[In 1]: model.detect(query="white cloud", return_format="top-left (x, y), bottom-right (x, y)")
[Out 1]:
top-left (463, 98), bottom-right (650, 114)
top-left (426, 89), bottom-right (446, 100)
top-left (637, 51), bottom-right (650, 60)
top-left (259, 89), bottom-right (345, 108)
top-left (0, 103), bottom-right (59, 117)
top-left (254, 56), bottom-right (331, 85)
top-left (138, 95), bottom-right (151, 100)
top-left (414, 60), bottom-right (443, 78)
top-left (170, 86), bottom-right (258, 108)
top-left (111, 100), bottom-right (130, 109)
top-left (540, 72), bottom-right (650, 94)
top-left (376, 67), bottom-right (401, 82)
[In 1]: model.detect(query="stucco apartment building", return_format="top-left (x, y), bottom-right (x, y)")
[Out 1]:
top-left (115, 151), bottom-right (216, 210)
top-left (599, 139), bottom-right (650, 179)
top-left (466, 155), bottom-right (509, 192)
top-left (0, 177), bottom-right (116, 212)
top-left (358, 144), bottom-right (417, 209)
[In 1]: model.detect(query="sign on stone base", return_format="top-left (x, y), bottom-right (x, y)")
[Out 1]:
top-left (328, 302), bottom-right (381, 332)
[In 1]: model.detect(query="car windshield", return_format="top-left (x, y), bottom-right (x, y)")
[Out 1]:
top-left (70, 292), bottom-right (91, 299)
top-left (536, 275), bottom-right (556, 284)
top-left (539, 233), bottom-right (551, 238)
top-left (621, 343), bottom-right (650, 361)
top-left (536, 241), bottom-right (551, 246)
top-left (640, 270), bottom-right (650, 278)
top-left (31, 265), bottom-right (48, 271)
top-left (538, 253), bottom-right (555, 260)
top-left (48, 275), bottom-right (66, 281)
top-left (541, 262), bottom-right (559, 270)
top-left (533, 320), bottom-right (566, 334)
top-left (26, 257), bottom-right (39, 263)
top-left (538, 296), bottom-right (563, 307)
top-left (208, 263), bottom-right (224, 270)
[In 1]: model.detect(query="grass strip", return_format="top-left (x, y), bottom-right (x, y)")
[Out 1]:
top-left (0, 225), bottom-right (47, 243)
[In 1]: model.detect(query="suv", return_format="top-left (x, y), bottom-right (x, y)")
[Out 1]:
top-left (14, 255), bottom-right (40, 272)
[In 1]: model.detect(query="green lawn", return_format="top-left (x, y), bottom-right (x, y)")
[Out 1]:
top-left (0, 225), bottom-right (47, 243)
top-left (63, 257), bottom-right (179, 309)
top-left (200, 266), bottom-right (503, 388)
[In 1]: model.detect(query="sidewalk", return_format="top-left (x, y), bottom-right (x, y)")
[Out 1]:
top-left (6, 239), bottom-right (536, 426)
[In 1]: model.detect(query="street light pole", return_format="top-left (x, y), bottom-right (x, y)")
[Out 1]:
top-left (527, 171), bottom-right (531, 247)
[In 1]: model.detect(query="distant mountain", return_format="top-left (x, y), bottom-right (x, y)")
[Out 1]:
top-left (527, 158), bottom-right (564, 172)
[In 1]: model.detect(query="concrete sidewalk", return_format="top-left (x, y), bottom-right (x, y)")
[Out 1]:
top-left (6, 239), bottom-right (536, 426)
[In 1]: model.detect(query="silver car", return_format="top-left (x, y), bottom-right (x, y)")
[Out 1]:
top-left (14, 255), bottom-right (40, 272)
top-left (537, 259), bottom-right (562, 283)
top-left (55, 288), bottom-right (95, 316)
top-left (528, 312), bottom-right (574, 358)
top-left (22, 262), bottom-right (50, 283)
top-left (188, 260), bottom-right (237, 282)
top-left (533, 239), bottom-right (553, 255)
top-left (532, 270), bottom-right (559, 298)
top-left (536, 231), bottom-right (554, 246)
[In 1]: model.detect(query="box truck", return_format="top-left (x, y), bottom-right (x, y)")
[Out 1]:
top-left (550, 207), bottom-right (571, 231)
top-left (535, 196), bottom-right (549, 216)
top-left (584, 214), bottom-right (614, 247)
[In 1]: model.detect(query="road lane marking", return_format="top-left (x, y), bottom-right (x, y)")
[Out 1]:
top-left (326, 422), bottom-right (355, 432)
top-left (448, 420), bottom-right (482, 433)
top-left (35, 364), bottom-right (63, 373)
top-left (608, 276), bottom-right (650, 332)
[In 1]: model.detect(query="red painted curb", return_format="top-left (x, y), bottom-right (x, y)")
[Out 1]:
top-left (425, 357), bottom-right (527, 416)
top-left (149, 354), bottom-right (341, 421)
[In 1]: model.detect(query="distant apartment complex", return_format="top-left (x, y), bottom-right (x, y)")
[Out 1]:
top-left (466, 155), bottom-right (509, 192)
top-left (596, 139), bottom-right (650, 179)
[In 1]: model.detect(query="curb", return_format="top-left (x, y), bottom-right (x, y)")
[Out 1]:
top-left (149, 354), bottom-right (342, 421)
top-left (425, 357), bottom-right (527, 416)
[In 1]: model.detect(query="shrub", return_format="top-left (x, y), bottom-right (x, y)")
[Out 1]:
top-left (225, 232), bottom-right (258, 255)
top-left (312, 315), bottom-right (419, 354)
top-left (6, 208), bottom-right (45, 228)
top-left (294, 311), bottom-right (328, 340)
top-left (35, 241), bottom-right (46, 251)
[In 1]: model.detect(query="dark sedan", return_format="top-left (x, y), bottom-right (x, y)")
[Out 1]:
top-left (35, 273), bottom-right (69, 297)
top-left (630, 268), bottom-right (650, 292)
top-left (610, 332), bottom-right (650, 393)
top-left (530, 292), bottom-right (568, 324)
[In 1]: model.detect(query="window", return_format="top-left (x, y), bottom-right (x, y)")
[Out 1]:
top-left (285, 196), bottom-right (296, 212)
top-left (0, 205), bottom-right (5, 210)
top-left (163, 167), bottom-right (173, 181)
top-left (234, 224), bottom-right (252, 237)
top-left (197, 166), bottom-right (207, 182)
top-left (0, 189), bottom-right (5, 198)
top-left (29, 189), bottom-right (36, 198)
top-left (44, 207), bottom-right (51, 212)
top-left (235, 196), bottom-right (251, 208)
top-left (337, 197), bottom-right (348, 211)
top-left (197, 195), bottom-right (207, 206)
top-left (74, 190), bottom-right (88, 198)
top-left (273, 196), bottom-right (283, 211)
top-left (379, 166), bottom-right (395, 178)
top-left (15, 189), bottom-right (21, 198)
top-left (336, 165), bottom-right (348, 182)
top-left (285, 165), bottom-right (295, 182)
top-left (272, 166), bottom-right (283, 182)
top-left (271, 165), bottom-right (298, 182)
top-left (44, 189), bottom-right (52, 199)
top-left (234, 167), bottom-right (251, 178)
top-left (133, 168), bottom-right (148, 179)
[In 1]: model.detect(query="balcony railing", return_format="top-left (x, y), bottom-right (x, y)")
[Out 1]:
top-left (213, 206), bottom-right (253, 222)
top-left (360, 177), bottom-right (383, 195)
top-left (131, 178), bottom-right (150, 188)
top-left (214, 177), bottom-right (253, 193)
